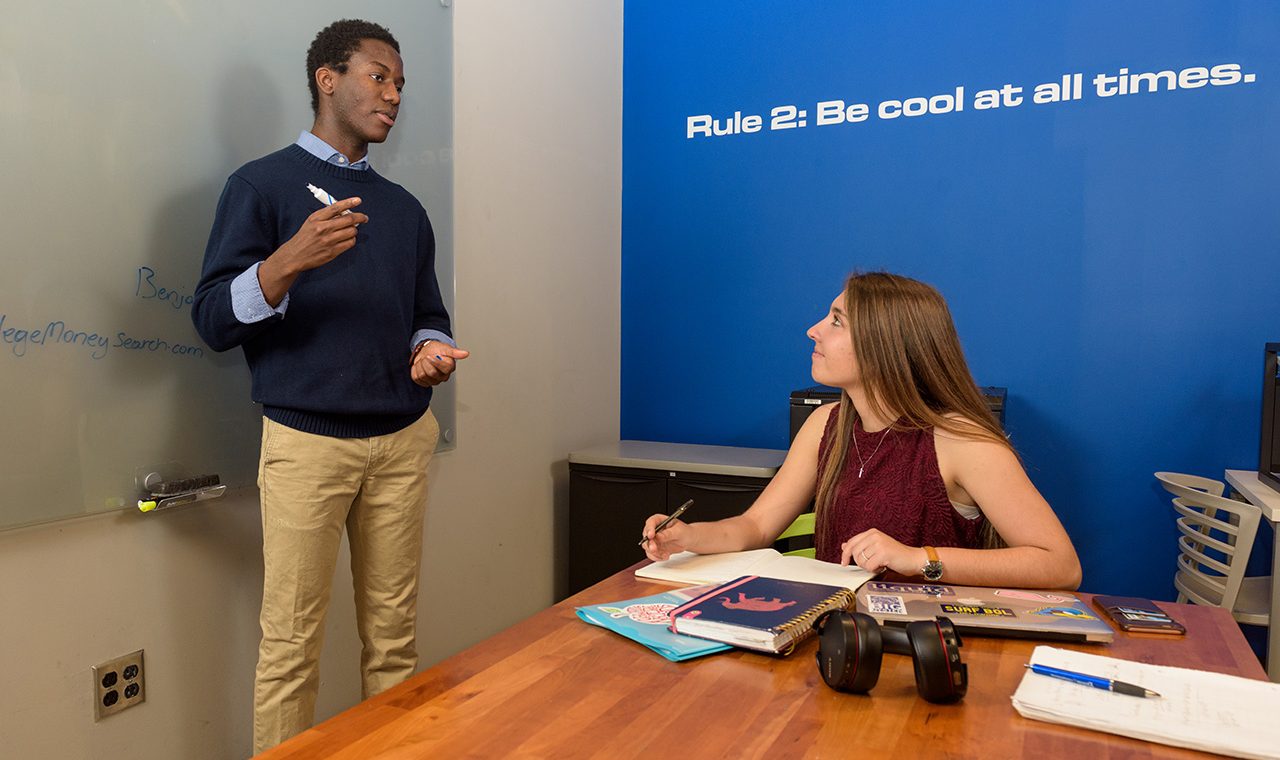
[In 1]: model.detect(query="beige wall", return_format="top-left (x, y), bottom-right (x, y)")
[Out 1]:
top-left (0, 1), bottom-right (622, 757)
top-left (421, 0), bottom-right (623, 664)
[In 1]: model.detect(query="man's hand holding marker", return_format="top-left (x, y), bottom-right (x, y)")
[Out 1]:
top-left (256, 191), bottom-right (367, 306)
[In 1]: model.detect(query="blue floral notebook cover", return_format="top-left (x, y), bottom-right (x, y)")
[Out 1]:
top-left (576, 584), bottom-right (733, 662)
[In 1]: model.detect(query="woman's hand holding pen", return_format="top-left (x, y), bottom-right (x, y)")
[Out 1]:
top-left (640, 512), bottom-right (692, 562)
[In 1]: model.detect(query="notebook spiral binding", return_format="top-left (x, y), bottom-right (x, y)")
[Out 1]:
top-left (777, 588), bottom-right (855, 646)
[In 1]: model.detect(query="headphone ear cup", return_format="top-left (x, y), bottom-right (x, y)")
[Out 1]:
top-left (903, 617), bottom-right (967, 704)
top-left (814, 611), bottom-right (883, 693)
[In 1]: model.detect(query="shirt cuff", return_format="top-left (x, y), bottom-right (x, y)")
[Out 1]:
top-left (411, 329), bottom-right (455, 355)
top-left (230, 262), bottom-right (289, 323)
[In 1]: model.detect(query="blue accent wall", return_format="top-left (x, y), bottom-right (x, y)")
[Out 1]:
top-left (622, 1), bottom-right (1280, 598)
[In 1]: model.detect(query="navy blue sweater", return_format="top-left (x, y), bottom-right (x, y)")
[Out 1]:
top-left (192, 145), bottom-right (451, 438)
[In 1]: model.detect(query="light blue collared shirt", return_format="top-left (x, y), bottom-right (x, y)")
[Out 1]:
top-left (228, 133), bottom-right (454, 354)
top-left (295, 130), bottom-right (371, 170)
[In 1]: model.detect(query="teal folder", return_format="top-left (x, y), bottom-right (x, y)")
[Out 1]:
top-left (576, 584), bottom-right (733, 662)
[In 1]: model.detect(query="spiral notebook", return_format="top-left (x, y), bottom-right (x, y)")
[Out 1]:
top-left (669, 575), bottom-right (855, 654)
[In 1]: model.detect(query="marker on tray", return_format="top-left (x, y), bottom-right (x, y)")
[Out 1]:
top-left (137, 474), bottom-right (226, 513)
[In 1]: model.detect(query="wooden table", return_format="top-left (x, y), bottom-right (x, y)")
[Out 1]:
top-left (1223, 468), bottom-right (1278, 681)
top-left (259, 569), bottom-right (1267, 759)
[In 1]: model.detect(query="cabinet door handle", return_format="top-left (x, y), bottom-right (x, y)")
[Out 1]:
top-left (679, 481), bottom-right (763, 494)
top-left (578, 473), bottom-right (660, 485)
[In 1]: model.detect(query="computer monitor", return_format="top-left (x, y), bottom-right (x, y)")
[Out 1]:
top-left (1259, 343), bottom-right (1280, 493)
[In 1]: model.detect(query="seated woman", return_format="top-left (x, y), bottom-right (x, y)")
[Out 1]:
top-left (641, 272), bottom-right (1081, 590)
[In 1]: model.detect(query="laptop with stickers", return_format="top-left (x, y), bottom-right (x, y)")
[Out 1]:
top-left (856, 582), bottom-right (1115, 643)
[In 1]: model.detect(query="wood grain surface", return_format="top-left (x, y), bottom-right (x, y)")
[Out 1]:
top-left (258, 566), bottom-right (1266, 759)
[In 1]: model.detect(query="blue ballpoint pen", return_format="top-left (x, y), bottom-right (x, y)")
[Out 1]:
top-left (1026, 663), bottom-right (1161, 698)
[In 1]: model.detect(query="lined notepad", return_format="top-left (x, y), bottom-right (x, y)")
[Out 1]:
top-left (1012, 646), bottom-right (1280, 759)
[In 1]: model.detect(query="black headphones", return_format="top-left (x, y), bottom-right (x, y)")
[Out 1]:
top-left (812, 610), bottom-right (967, 703)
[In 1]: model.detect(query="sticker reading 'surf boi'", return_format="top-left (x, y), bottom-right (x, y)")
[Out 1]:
top-left (940, 604), bottom-right (1015, 617)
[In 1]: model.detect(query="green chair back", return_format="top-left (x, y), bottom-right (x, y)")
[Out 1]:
top-left (776, 512), bottom-right (815, 558)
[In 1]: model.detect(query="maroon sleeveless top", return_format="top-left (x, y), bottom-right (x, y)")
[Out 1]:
top-left (814, 409), bottom-right (984, 563)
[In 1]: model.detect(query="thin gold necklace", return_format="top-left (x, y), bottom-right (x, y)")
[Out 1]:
top-left (852, 418), bottom-right (892, 478)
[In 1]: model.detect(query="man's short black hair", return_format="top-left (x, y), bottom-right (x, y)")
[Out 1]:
top-left (306, 19), bottom-right (400, 114)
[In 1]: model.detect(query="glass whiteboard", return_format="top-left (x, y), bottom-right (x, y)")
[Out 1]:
top-left (0, 1), bottom-right (453, 530)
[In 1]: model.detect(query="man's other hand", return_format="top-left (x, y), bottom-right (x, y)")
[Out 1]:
top-left (410, 341), bottom-right (470, 387)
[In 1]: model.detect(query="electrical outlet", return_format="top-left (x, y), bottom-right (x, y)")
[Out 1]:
top-left (92, 650), bottom-right (145, 721)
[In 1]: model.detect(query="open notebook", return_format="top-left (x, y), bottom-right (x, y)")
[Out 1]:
top-left (637, 548), bottom-right (876, 593)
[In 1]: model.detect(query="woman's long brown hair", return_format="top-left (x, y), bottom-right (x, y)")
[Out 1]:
top-left (812, 272), bottom-right (1009, 548)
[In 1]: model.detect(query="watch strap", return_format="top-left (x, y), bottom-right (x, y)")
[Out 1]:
top-left (922, 545), bottom-right (944, 580)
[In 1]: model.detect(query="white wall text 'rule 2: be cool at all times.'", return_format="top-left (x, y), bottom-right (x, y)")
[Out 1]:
top-left (686, 63), bottom-right (1257, 139)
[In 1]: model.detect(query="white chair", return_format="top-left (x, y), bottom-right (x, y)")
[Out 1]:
top-left (1154, 472), bottom-right (1271, 628)
top-left (1154, 471), bottom-right (1225, 498)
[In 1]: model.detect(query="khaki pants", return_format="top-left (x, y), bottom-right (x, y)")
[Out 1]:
top-left (252, 410), bottom-right (439, 755)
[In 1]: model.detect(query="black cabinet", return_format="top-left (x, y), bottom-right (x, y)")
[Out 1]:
top-left (789, 385), bottom-right (1008, 442)
top-left (566, 441), bottom-right (785, 597)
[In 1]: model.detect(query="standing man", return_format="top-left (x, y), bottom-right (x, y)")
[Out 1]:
top-left (191, 19), bottom-right (467, 753)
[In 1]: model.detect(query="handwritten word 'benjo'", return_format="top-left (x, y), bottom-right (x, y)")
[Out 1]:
top-left (135, 266), bottom-right (196, 311)
top-left (0, 313), bottom-right (204, 360)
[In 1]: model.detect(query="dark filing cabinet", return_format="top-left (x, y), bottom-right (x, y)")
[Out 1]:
top-left (566, 441), bottom-right (786, 597)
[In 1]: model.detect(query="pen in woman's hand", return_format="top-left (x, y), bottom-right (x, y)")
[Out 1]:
top-left (639, 499), bottom-right (694, 547)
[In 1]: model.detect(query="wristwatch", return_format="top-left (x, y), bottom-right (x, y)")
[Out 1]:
top-left (921, 546), bottom-right (944, 581)
top-left (412, 339), bottom-right (435, 360)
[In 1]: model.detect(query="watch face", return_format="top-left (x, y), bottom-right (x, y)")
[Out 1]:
top-left (923, 562), bottom-right (944, 581)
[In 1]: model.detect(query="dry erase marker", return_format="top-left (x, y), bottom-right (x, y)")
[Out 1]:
top-left (307, 184), bottom-right (355, 217)
top-left (1025, 663), bottom-right (1161, 698)
top-left (640, 499), bottom-right (694, 546)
